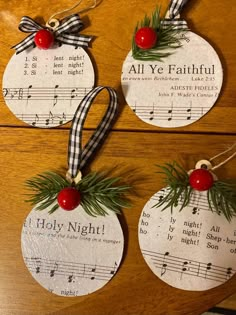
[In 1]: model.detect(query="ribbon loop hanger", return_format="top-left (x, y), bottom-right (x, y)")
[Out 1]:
top-left (68, 86), bottom-right (118, 179)
top-left (163, 0), bottom-right (189, 29)
top-left (168, 0), bottom-right (189, 19)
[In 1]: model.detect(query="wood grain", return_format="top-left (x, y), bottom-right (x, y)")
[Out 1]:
top-left (217, 293), bottom-right (236, 310)
top-left (0, 0), bottom-right (236, 314)
top-left (0, 128), bottom-right (236, 315)
top-left (0, 0), bottom-right (235, 133)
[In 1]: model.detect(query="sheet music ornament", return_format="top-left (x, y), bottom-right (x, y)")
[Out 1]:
top-left (21, 86), bottom-right (130, 296)
top-left (154, 145), bottom-right (236, 221)
top-left (3, 2), bottom-right (96, 128)
top-left (121, 0), bottom-right (223, 128)
top-left (12, 14), bottom-right (92, 54)
top-left (138, 145), bottom-right (236, 291)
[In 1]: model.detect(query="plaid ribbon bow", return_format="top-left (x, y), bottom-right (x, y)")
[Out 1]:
top-left (162, 0), bottom-right (189, 29)
top-left (12, 14), bottom-right (92, 54)
top-left (68, 86), bottom-right (118, 179)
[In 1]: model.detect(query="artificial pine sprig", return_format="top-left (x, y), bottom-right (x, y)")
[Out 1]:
top-left (209, 181), bottom-right (236, 221)
top-left (132, 7), bottom-right (187, 61)
top-left (154, 162), bottom-right (236, 221)
top-left (26, 171), bottom-right (131, 216)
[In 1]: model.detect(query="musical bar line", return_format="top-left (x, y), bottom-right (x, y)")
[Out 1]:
top-left (15, 112), bottom-right (73, 127)
top-left (3, 86), bottom-right (93, 102)
top-left (25, 257), bottom-right (118, 283)
top-left (142, 249), bottom-right (234, 283)
top-left (131, 102), bottom-right (208, 122)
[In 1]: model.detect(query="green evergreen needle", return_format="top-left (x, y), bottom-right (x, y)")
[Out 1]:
top-left (25, 171), bottom-right (131, 216)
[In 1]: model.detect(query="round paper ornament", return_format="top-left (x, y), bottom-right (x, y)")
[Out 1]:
top-left (22, 207), bottom-right (123, 297)
top-left (3, 12), bottom-right (95, 128)
top-left (22, 86), bottom-right (130, 296)
top-left (138, 150), bottom-right (236, 291)
top-left (121, 0), bottom-right (223, 128)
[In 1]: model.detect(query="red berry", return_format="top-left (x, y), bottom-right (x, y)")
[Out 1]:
top-left (34, 29), bottom-right (54, 49)
top-left (135, 27), bottom-right (157, 49)
top-left (57, 187), bottom-right (81, 211)
top-left (189, 169), bottom-right (214, 191)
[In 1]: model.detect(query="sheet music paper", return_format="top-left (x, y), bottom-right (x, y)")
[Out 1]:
top-left (21, 206), bottom-right (123, 296)
top-left (138, 188), bottom-right (236, 291)
top-left (3, 46), bottom-right (94, 128)
top-left (121, 32), bottom-right (223, 128)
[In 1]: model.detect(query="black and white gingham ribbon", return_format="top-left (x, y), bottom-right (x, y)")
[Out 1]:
top-left (162, 0), bottom-right (189, 29)
top-left (12, 14), bottom-right (92, 54)
top-left (68, 86), bottom-right (118, 179)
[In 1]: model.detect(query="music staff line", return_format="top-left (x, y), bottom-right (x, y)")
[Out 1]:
top-left (142, 250), bottom-right (234, 283)
top-left (131, 102), bottom-right (207, 122)
top-left (3, 86), bottom-right (93, 105)
top-left (25, 257), bottom-right (118, 282)
top-left (15, 112), bottom-right (73, 127)
top-left (151, 189), bottom-right (215, 213)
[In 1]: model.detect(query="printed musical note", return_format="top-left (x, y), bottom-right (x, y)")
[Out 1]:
top-left (70, 88), bottom-right (76, 106)
top-left (158, 195), bottom-right (164, 202)
top-left (149, 104), bottom-right (155, 121)
top-left (70, 89), bottom-right (76, 98)
top-left (25, 257), bottom-right (117, 283)
top-left (50, 262), bottom-right (58, 277)
top-left (186, 102), bottom-right (192, 120)
top-left (4, 86), bottom-right (92, 103)
top-left (152, 189), bottom-right (213, 214)
top-left (192, 207), bottom-right (200, 215)
top-left (35, 258), bottom-right (41, 274)
top-left (167, 103), bottom-right (173, 121)
top-left (132, 102), bottom-right (137, 113)
top-left (110, 262), bottom-right (118, 275)
top-left (205, 263), bottom-right (212, 278)
top-left (90, 265), bottom-right (97, 280)
top-left (142, 249), bottom-right (235, 283)
top-left (161, 252), bottom-right (169, 276)
top-left (180, 261), bottom-right (189, 279)
top-left (32, 114), bottom-right (39, 126)
top-left (45, 111), bottom-right (54, 126)
top-left (14, 112), bottom-right (73, 128)
top-left (128, 100), bottom-right (211, 123)
top-left (68, 273), bottom-right (75, 283)
top-left (158, 188), bottom-right (166, 203)
top-left (58, 112), bottom-right (66, 125)
top-left (26, 85), bottom-right (32, 105)
top-left (226, 267), bottom-right (232, 279)
top-left (4, 86), bottom-right (94, 127)
top-left (53, 85), bottom-right (59, 106)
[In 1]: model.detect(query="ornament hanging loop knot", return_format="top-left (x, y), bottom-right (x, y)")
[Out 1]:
top-left (47, 0), bottom-right (97, 25)
top-left (66, 170), bottom-right (82, 184)
top-left (46, 18), bottom-right (60, 31)
top-left (12, 14), bottom-right (92, 54)
top-left (68, 86), bottom-right (118, 178)
top-left (195, 160), bottom-right (213, 170)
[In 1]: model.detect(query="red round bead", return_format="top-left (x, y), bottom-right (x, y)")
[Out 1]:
top-left (135, 27), bottom-right (157, 49)
top-left (189, 169), bottom-right (214, 191)
top-left (34, 29), bottom-right (54, 49)
top-left (57, 187), bottom-right (81, 211)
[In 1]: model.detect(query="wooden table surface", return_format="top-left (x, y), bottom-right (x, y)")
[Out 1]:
top-left (0, 0), bottom-right (235, 314)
